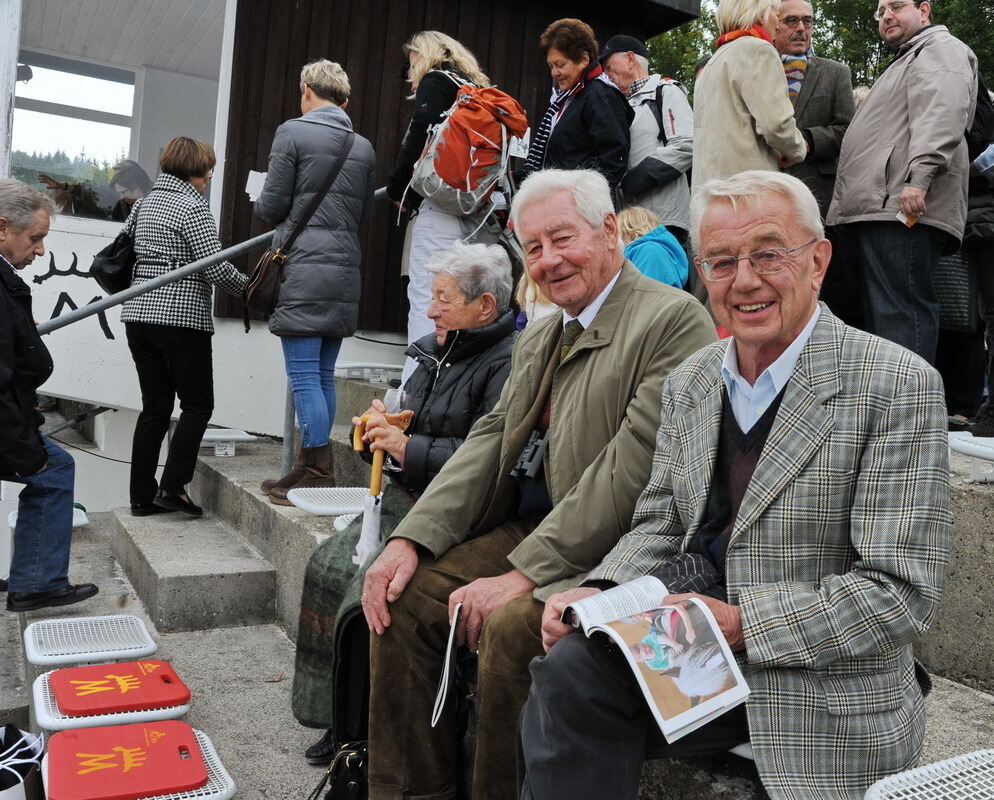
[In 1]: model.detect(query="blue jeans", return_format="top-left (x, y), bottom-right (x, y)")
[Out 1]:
top-left (4, 437), bottom-right (75, 593)
top-left (853, 221), bottom-right (945, 364)
top-left (281, 336), bottom-right (342, 448)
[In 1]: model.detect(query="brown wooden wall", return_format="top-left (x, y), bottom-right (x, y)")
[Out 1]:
top-left (217, 0), bottom-right (698, 330)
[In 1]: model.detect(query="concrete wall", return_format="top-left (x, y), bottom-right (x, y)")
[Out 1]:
top-left (917, 454), bottom-right (994, 693)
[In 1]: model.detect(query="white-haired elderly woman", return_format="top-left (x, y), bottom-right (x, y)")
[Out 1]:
top-left (691, 0), bottom-right (807, 190)
top-left (291, 238), bottom-right (516, 765)
top-left (255, 59), bottom-right (376, 505)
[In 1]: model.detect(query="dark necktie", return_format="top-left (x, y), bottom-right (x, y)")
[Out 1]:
top-left (561, 319), bottom-right (585, 362)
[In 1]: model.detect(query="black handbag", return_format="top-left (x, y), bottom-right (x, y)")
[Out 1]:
top-left (89, 227), bottom-right (137, 295)
top-left (244, 130), bottom-right (355, 331)
top-left (305, 741), bottom-right (367, 800)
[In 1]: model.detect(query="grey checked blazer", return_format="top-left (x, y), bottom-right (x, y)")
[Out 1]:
top-left (588, 307), bottom-right (951, 798)
top-left (120, 173), bottom-right (247, 333)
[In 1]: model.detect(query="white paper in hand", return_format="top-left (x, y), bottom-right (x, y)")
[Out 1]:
top-left (431, 602), bottom-right (463, 728)
top-left (245, 170), bottom-right (267, 202)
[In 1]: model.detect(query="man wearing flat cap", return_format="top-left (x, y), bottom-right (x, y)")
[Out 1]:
top-left (600, 34), bottom-right (694, 253)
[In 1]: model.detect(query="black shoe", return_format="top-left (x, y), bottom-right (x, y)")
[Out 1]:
top-left (305, 729), bottom-right (336, 765)
top-left (131, 502), bottom-right (173, 517)
top-left (0, 579), bottom-right (7, 593)
top-left (968, 413), bottom-right (994, 437)
top-left (7, 583), bottom-right (99, 612)
top-left (155, 490), bottom-right (203, 517)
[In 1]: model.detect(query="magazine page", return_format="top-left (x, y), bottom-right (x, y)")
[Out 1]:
top-left (562, 575), bottom-right (668, 633)
top-left (431, 602), bottom-right (463, 728)
top-left (594, 597), bottom-right (749, 743)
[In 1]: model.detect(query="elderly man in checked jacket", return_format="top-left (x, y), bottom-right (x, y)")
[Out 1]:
top-left (519, 171), bottom-right (952, 800)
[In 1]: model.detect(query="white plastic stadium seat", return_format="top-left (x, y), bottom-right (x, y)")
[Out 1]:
top-left (33, 670), bottom-right (190, 731)
top-left (949, 431), bottom-right (994, 483)
top-left (199, 428), bottom-right (257, 456)
top-left (23, 615), bottom-right (156, 666)
top-left (42, 729), bottom-right (237, 800)
top-left (864, 749), bottom-right (994, 799)
top-left (285, 487), bottom-right (368, 516)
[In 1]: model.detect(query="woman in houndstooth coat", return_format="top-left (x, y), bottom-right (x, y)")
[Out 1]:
top-left (120, 137), bottom-right (247, 517)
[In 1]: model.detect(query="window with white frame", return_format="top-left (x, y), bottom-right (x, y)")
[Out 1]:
top-left (12, 52), bottom-right (145, 223)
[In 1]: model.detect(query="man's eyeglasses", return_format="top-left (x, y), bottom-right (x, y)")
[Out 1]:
top-left (873, 1), bottom-right (922, 20)
top-left (695, 240), bottom-right (818, 282)
top-left (780, 15), bottom-right (815, 28)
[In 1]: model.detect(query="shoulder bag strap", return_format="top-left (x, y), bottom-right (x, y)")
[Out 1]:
top-left (274, 130), bottom-right (356, 263)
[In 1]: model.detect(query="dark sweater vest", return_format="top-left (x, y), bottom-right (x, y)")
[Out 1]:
top-left (686, 384), bottom-right (788, 585)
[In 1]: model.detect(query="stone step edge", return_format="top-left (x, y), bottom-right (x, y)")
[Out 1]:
top-left (112, 508), bottom-right (277, 633)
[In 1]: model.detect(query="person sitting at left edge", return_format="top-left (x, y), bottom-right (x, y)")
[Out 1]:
top-left (519, 171), bottom-right (952, 799)
top-left (0, 178), bottom-right (98, 613)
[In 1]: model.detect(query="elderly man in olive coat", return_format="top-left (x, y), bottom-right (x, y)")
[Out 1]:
top-left (361, 168), bottom-right (715, 800)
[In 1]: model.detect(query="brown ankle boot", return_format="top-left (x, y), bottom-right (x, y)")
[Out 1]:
top-left (269, 444), bottom-right (336, 506)
top-left (260, 448), bottom-right (305, 495)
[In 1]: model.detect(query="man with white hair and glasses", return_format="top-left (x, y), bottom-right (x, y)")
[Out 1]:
top-left (519, 171), bottom-right (951, 799)
top-left (828, 0), bottom-right (977, 364)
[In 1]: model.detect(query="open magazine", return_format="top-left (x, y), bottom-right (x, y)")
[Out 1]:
top-left (563, 575), bottom-right (749, 743)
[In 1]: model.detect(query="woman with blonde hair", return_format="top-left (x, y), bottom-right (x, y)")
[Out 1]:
top-left (254, 59), bottom-right (376, 504)
top-left (691, 0), bottom-right (807, 189)
top-left (515, 270), bottom-right (558, 328)
top-left (388, 31), bottom-right (496, 386)
top-left (617, 206), bottom-right (689, 289)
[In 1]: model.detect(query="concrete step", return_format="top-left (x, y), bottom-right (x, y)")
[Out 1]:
top-left (190, 433), bottom-right (369, 637)
top-left (113, 508), bottom-right (276, 632)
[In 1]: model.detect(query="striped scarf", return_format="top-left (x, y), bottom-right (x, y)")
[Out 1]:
top-left (522, 63), bottom-right (605, 176)
top-left (781, 53), bottom-right (809, 104)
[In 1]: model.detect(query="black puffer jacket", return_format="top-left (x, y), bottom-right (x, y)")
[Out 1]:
top-left (397, 310), bottom-right (515, 493)
top-left (0, 259), bottom-right (53, 476)
top-left (965, 172), bottom-right (994, 243)
top-left (525, 73), bottom-right (633, 190)
top-left (255, 103), bottom-right (376, 338)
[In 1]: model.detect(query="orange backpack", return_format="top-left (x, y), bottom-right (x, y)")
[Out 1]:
top-left (406, 72), bottom-right (528, 216)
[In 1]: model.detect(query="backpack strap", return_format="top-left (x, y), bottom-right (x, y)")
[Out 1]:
top-left (274, 130), bottom-right (356, 264)
top-left (648, 82), bottom-right (669, 145)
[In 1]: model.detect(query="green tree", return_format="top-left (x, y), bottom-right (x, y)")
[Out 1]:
top-left (647, 0), bottom-right (994, 94)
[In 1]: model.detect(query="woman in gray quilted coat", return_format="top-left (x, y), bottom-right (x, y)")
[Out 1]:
top-left (255, 60), bottom-right (376, 504)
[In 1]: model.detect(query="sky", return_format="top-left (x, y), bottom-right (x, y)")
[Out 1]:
top-left (12, 66), bottom-right (134, 164)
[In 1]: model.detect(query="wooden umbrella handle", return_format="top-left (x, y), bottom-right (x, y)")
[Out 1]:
top-left (370, 450), bottom-right (385, 496)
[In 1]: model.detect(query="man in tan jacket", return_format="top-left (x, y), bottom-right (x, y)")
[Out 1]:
top-left (828, 0), bottom-right (977, 363)
top-left (361, 168), bottom-right (715, 800)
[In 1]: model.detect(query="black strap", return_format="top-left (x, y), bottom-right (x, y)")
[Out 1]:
top-left (274, 130), bottom-right (355, 263)
top-left (649, 83), bottom-right (669, 145)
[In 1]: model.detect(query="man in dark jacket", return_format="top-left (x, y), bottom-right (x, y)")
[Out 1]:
top-left (0, 178), bottom-right (98, 612)
top-left (773, 0), bottom-right (860, 326)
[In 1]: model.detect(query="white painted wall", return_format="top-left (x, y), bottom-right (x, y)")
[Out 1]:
top-left (134, 67), bottom-right (218, 173)
top-left (30, 214), bottom-right (405, 435)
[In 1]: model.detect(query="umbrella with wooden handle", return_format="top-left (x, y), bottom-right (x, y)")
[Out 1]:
top-left (352, 410), bottom-right (413, 567)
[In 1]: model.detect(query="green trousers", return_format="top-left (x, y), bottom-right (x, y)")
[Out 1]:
top-left (368, 523), bottom-right (544, 800)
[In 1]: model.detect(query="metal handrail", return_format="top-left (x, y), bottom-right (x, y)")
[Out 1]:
top-left (36, 187), bottom-right (389, 337)
top-left (36, 231), bottom-right (275, 336)
top-left (36, 185), bottom-right (393, 475)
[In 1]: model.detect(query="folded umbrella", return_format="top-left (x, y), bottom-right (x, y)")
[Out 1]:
top-left (352, 410), bottom-right (413, 568)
